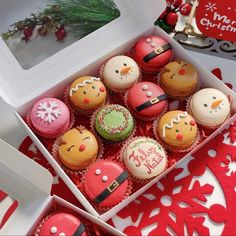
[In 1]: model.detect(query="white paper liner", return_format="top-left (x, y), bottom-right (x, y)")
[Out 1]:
top-left (90, 106), bottom-right (137, 147)
top-left (81, 159), bottom-right (133, 213)
top-left (118, 136), bottom-right (168, 184)
top-left (186, 95), bottom-right (232, 130)
top-left (153, 117), bottom-right (201, 153)
top-left (52, 127), bottom-right (104, 176)
top-left (124, 91), bottom-right (168, 122)
top-left (26, 104), bottom-right (75, 140)
top-left (64, 86), bottom-right (109, 116)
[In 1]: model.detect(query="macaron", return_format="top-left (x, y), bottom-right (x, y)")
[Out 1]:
top-left (84, 160), bottom-right (129, 207)
top-left (30, 98), bottom-right (71, 138)
top-left (126, 81), bottom-right (168, 120)
top-left (101, 55), bottom-right (140, 92)
top-left (156, 110), bottom-right (198, 150)
top-left (95, 104), bottom-right (134, 142)
top-left (159, 60), bottom-right (199, 99)
top-left (37, 213), bottom-right (87, 236)
top-left (133, 35), bottom-right (173, 72)
top-left (58, 127), bottom-right (99, 171)
top-left (69, 76), bottom-right (107, 113)
top-left (122, 137), bottom-right (167, 180)
top-left (188, 88), bottom-right (230, 128)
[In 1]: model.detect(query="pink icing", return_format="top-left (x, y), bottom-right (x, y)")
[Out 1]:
top-left (127, 82), bottom-right (167, 119)
top-left (84, 160), bottom-right (128, 207)
top-left (30, 98), bottom-right (70, 135)
top-left (39, 213), bottom-right (87, 236)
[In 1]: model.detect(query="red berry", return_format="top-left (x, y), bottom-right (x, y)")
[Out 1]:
top-left (23, 27), bottom-right (33, 38)
top-left (179, 3), bottom-right (192, 16)
top-left (166, 12), bottom-right (178, 25)
top-left (173, 0), bottom-right (183, 8)
top-left (166, 0), bottom-right (175, 5)
top-left (55, 26), bottom-right (66, 42)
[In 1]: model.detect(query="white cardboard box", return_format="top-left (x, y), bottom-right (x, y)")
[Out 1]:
top-left (0, 139), bottom-right (123, 236)
top-left (0, 0), bottom-right (236, 222)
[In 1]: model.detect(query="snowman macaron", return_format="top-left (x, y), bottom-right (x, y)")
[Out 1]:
top-left (101, 55), bottom-right (140, 92)
top-left (188, 88), bottom-right (230, 128)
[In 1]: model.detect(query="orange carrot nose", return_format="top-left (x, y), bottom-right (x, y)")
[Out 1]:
top-left (120, 66), bottom-right (131, 75)
top-left (211, 99), bottom-right (223, 109)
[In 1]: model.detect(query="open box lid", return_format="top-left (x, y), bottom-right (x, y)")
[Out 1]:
top-left (0, 139), bottom-right (53, 235)
top-left (0, 0), bottom-right (166, 108)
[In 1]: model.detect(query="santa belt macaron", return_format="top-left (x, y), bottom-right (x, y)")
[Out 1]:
top-left (143, 43), bottom-right (172, 63)
top-left (73, 223), bottom-right (86, 236)
top-left (135, 94), bottom-right (168, 112)
top-left (94, 171), bottom-right (129, 204)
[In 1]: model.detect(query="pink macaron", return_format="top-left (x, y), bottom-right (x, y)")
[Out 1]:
top-left (29, 98), bottom-right (72, 138)
top-left (126, 82), bottom-right (168, 120)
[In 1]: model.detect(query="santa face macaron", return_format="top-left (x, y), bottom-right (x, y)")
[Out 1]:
top-left (133, 35), bottom-right (173, 72)
top-left (101, 55), bottom-right (140, 92)
top-left (157, 110), bottom-right (198, 150)
top-left (69, 76), bottom-right (107, 110)
top-left (58, 126), bottom-right (99, 171)
top-left (160, 60), bottom-right (199, 99)
top-left (84, 160), bottom-right (129, 207)
top-left (38, 213), bottom-right (87, 236)
top-left (126, 82), bottom-right (168, 120)
top-left (188, 88), bottom-right (230, 128)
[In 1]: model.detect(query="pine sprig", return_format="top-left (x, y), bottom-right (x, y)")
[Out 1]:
top-left (2, 0), bottom-right (120, 42)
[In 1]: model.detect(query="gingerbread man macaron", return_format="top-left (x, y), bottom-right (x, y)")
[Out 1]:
top-left (69, 76), bottom-right (107, 113)
top-left (156, 110), bottom-right (198, 150)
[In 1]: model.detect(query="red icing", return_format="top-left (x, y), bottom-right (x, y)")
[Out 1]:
top-left (176, 133), bottom-right (184, 140)
top-left (190, 120), bottom-right (196, 126)
top-left (83, 98), bottom-right (90, 104)
top-left (127, 82), bottom-right (167, 119)
top-left (79, 144), bottom-right (86, 152)
top-left (133, 35), bottom-right (173, 72)
top-left (39, 213), bottom-right (87, 236)
top-left (100, 87), bottom-right (105, 92)
top-left (178, 68), bottom-right (186, 75)
top-left (84, 160), bottom-right (128, 207)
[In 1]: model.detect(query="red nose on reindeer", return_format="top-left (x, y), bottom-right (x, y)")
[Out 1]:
top-left (178, 69), bottom-right (186, 75)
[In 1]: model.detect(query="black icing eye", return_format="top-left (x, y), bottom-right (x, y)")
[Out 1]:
top-left (83, 91), bottom-right (87, 95)
top-left (204, 104), bottom-right (208, 107)
top-left (92, 86), bottom-right (95, 89)
top-left (67, 145), bottom-right (75, 152)
top-left (213, 96), bottom-right (216, 99)
top-left (176, 129), bottom-right (179, 132)
top-left (184, 122), bottom-right (188, 125)
top-left (115, 70), bottom-right (119, 73)
top-left (83, 136), bottom-right (91, 141)
top-left (123, 63), bottom-right (127, 66)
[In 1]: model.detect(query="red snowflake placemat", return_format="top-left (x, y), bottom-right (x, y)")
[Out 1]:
top-left (108, 121), bottom-right (236, 235)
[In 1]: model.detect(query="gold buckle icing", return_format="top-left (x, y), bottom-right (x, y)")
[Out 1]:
top-left (107, 180), bottom-right (119, 192)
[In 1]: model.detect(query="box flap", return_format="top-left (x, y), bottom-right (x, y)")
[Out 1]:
top-left (0, 0), bottom-right (166, 108)
top-left (0, 139), bottom-right (53, 235)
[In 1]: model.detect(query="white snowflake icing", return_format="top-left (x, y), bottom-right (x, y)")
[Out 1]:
top-left (224, 155), bottom-right (236, 176)
top-left (205, 2), bottom-right (217, 12)
top-left (36, 101), bottom-right (61, 123)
